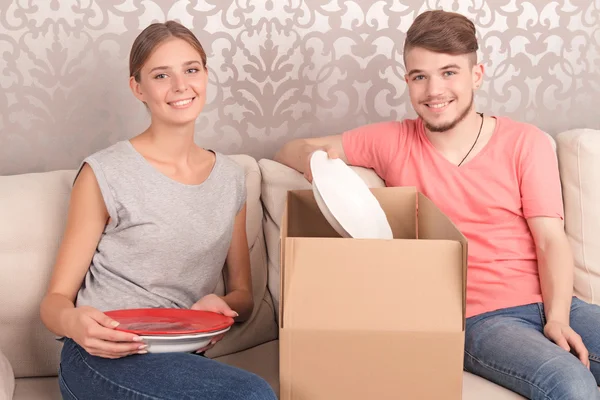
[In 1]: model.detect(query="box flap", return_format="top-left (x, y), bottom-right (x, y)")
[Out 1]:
top-left (281, 187), bottom-right (465, 332)
top-left (281, 190), bottom-right (340, 328)
top-left (279, 193), bottom-right (290, 327)
top-left (417, 193), bottom-right (468, 325)
top-left (287, 190), bottom-right (340, 239)
top-left (283, 238), bottom-right (463, 332)
top-left (370, 187), bottom-right (417, 239)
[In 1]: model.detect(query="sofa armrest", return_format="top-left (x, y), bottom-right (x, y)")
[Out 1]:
top-left (556, 128), bottom-right (600, 305)
top-left (0, 349), bottom-right (15, 400)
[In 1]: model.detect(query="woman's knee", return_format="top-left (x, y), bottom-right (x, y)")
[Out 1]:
top-left (58, 367), bottom-right (79, 400)
top-left (238, 372), bottom-right (277, 400)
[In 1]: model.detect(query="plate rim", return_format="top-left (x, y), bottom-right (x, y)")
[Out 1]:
top-left (310, 150), bottom-right (392, 239)
top-left (139, 326), bottom-right (231, 340)
top-left (105, 308), bottom-right (235, 335)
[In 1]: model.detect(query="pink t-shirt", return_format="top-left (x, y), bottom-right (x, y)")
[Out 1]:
top-left (342, 116), bottom-right (564, 318)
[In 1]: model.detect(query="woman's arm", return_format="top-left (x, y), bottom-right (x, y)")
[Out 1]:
top-left (40, 164), bottom-right (110, 335)
top-left (220, 203), bottom-right (254, 322)
top-left (40, 164), bottom-right (142, 357)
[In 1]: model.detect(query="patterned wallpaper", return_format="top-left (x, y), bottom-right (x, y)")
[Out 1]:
top-left (1, 1), bottom-right (599, 175)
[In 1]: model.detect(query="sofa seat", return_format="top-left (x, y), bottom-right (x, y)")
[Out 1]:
top-left (10, 340), bottom-right (532, 400)
top-left (13, 377), bottom-right (61, 400)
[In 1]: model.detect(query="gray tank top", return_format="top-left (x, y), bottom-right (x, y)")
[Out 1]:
top-left (74, 140), bottom-right (246, 312)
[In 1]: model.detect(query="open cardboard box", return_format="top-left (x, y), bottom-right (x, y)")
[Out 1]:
top-left (279, 186), bottom-right (468, 399)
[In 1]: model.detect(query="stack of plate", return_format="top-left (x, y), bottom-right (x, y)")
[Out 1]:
top-left (310, 150), bottom-right (393, 239)
top-left (105, 308), bottom-right (234, 353)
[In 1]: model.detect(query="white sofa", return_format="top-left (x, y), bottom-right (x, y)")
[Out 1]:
top-left (0, 128), bottom-right (598, 399)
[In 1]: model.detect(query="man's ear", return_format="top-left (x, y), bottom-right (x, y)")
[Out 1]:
top-left (129, 76), bottom-right (145, 102)
top-left (472, 63), bottom-right (484, 89)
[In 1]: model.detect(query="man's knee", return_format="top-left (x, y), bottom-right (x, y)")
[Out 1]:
top-left (545, 364), bottom-right (600, 400)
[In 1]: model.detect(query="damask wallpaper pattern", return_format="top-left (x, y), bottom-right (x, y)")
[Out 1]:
top-left (0, 1), bottom-right (598, 175)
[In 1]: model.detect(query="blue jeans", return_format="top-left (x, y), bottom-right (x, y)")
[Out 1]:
top-left (465, 296), bottom-right (600, 400)
top-left (58, 338), bottom-right (277, 400)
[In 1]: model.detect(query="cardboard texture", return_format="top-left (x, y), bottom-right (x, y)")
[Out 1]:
top-left (279, 187), bottom-right (468, 399)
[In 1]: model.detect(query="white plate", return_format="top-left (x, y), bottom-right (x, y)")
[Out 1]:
top-left (139, 327), bottom-right (231, 353)
top-left (310, 150), bottom-right (393, 239)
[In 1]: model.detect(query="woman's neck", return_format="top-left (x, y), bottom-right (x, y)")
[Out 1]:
top-left (140, 120), bottom-right (198, 162)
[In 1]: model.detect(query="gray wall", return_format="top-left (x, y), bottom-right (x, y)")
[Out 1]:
top-left (1, 0), bottom-right (599, 175)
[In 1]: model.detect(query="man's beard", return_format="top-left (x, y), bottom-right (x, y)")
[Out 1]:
top-left (418, 91), bottom-right (474, 133)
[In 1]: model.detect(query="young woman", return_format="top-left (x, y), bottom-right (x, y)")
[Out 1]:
top-left (40, 21), bottom-right (277, 400)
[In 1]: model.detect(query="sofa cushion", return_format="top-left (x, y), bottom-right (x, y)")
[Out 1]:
top-left (258, 159), bottom-right (385, 320)
top-left (462, 373), bottom-right (524, 399)
top-left (0, 348), bottom-right (14, 400)
top-left (0, 169), bottom-right (74, 378)
top-left (556, 129), bottom-right (600, 305)
top-left (0, 155), bottom-right (276, 377)
top-left (207, 155), bottom-right (278, 358)
top-left (13, 377), bottom-right (61, 400)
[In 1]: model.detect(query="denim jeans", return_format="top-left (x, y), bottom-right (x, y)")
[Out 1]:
top-left (465, 296), bottom-right (600, 400)
top-left (58, 338), bottom-right (277, 400)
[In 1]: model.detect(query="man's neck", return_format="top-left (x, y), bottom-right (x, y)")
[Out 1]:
top-left (424, 110), bottom-right (483, 153)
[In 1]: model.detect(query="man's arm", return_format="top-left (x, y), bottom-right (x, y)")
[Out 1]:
top-left (527, 216), bottom-right (589, 367)
top-left (518, 129), bottom-right (589, 366)
top-left (275, 121), bottom-right (403, 182)
top-left (274, 135), bottom-right (348, 181)
top-left (527, 217), bottom-right (574, 324)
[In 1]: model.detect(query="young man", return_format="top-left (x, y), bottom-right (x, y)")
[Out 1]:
top-left (275, 10), bottom-right (600, 400)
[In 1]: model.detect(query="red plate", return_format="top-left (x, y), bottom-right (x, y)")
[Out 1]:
top-left (105, 308), bottom-right (234, 336)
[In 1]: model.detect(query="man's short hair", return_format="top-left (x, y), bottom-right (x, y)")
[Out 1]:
top-left (404, 10), bottom-right (479, 65)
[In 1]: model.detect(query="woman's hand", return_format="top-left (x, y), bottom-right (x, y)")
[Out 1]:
top-left (191, 293), bottom-right (238, 317)
top-left (64, 306), bottom-right (147, 359)
top-left (191, 294), bottom-right (237, 353)
top-left (194, 331), bottom-right (227, 354)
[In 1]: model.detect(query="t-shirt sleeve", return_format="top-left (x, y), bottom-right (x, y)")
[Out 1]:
top-left (341, 121), bottom-right (404, 180)
top-left (518, 129), bottom-right (564, 220)
top-left (236, 166), bottom-right (247, 214)
top-left (74, 156), bottom-right (120, 228)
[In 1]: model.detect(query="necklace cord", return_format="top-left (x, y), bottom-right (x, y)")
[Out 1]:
top-left (458, 112), bottom-right (484, 167)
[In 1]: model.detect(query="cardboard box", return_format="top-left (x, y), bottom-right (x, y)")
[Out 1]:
top-left (279, 186), bottom-right (467, 399)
